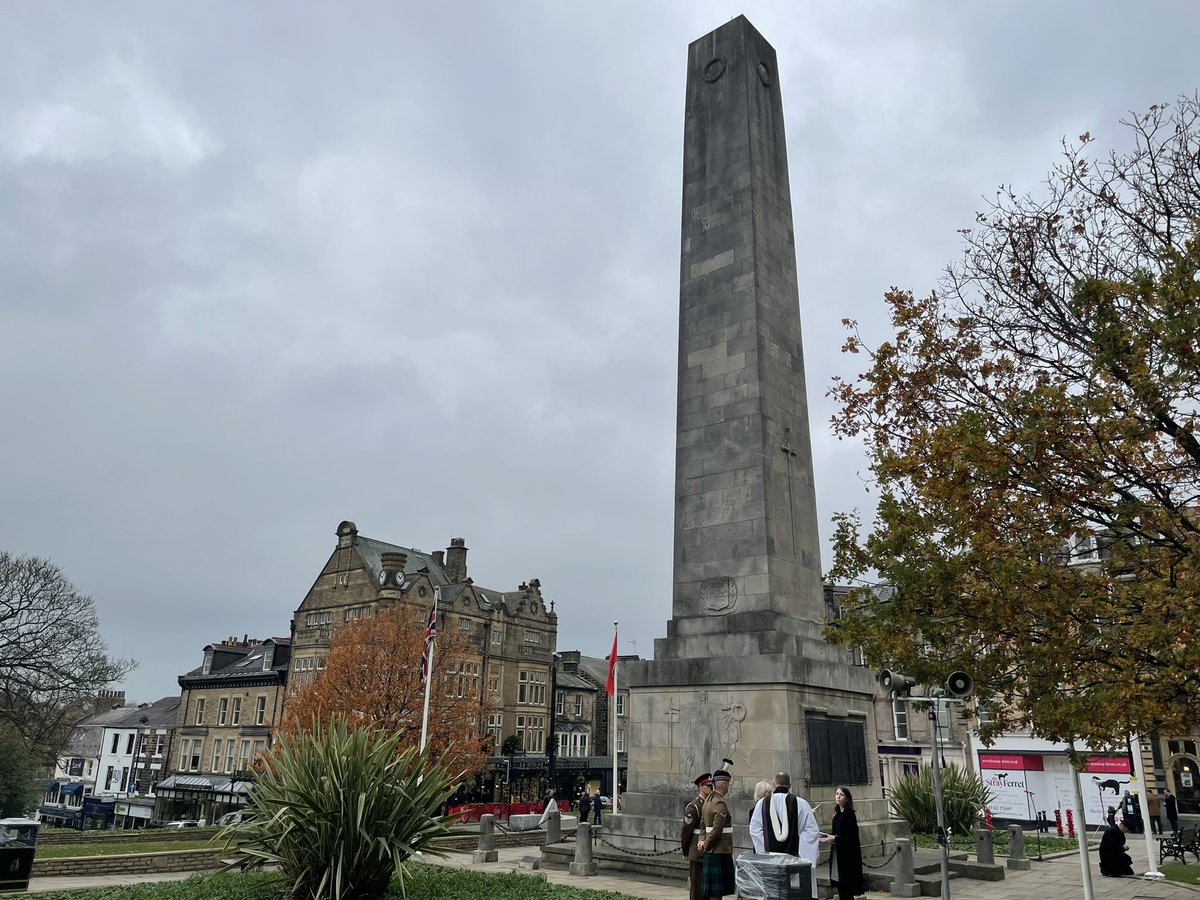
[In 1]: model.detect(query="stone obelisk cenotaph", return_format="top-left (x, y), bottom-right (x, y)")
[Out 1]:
top-left (616, 16), bottom-right (882, 841)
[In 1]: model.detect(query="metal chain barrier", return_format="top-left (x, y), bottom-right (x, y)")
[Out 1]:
top-left (491, 817), bottom-right (570, 844)
top-left (593, 832), bottom-right (685, 858)
top-left (862, 846), bottom-right (900, 870)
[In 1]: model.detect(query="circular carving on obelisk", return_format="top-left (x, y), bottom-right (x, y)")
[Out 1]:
top-left (703, 58), bottom-right (726, 83)
top-left (757, 62), bottom-right (772, 87)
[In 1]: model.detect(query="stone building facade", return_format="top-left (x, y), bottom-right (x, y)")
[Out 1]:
top-left (289, 521), bottom-right (558, 795)
top-left (549, 650), bottom-right (632, 802)
top-left (155, 636), bottom-right (290, 823)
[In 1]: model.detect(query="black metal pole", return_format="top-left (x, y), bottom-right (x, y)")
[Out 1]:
top-left (548, 654), bottom-right (560, 796)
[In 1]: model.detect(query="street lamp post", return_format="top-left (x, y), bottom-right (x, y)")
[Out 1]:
top-left (548, 653), bottom-right (561, 797)
top-left (880, 670), bottom-right (974, 900)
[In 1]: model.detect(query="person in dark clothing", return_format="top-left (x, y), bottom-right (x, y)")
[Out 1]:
top-left (820, 786), bottom-right (864, 900)
top-left (592, 790), bottom-right (602, 826)
top-left (1099, 820), bottom-right (1135, 877)
top-left (579, 791), bottom-right (591, 821)
top-left (1165, 790), bottom-right (1179, 833)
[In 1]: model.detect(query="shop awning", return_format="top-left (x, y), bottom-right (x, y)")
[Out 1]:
top-left (60, 783), bottom-right (85, 796)
top-left (155, 774), bottom-right (253, 795)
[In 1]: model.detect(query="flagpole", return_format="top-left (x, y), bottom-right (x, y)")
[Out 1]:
top-left (420, 588), bottom-right (440, 752)
top-left (612, 620), bottom-right (619, 815)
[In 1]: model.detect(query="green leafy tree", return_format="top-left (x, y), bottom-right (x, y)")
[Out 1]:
top-left (228, 717), bottom-right (460, 900)
top-left (0, 722), bottom-right (42, 816)
top-left (827, 95), bottom-right (1200, 746)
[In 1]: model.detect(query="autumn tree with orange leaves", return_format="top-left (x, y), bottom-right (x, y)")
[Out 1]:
top-left (281, 603), bottom-right (488, 780)
top-left (826, 96), bottom-right (1200, 747)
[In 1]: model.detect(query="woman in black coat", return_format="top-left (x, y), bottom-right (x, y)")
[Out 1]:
top-left (821, 786), bottom-right (864, 900)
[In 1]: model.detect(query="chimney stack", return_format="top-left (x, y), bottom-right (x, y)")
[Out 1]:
top-left (445, 538), bottom-right (468, 583)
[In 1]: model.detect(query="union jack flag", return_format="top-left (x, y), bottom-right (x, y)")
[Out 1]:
top-left (419, 589), bottom-right (439, 684)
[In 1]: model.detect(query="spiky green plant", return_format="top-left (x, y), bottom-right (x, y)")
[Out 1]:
top-left (224, 718), bottom-right (461, 899)
top-left (887, 763), bottom-right (992, 837)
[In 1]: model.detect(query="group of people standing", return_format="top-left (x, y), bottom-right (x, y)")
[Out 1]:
top-left (576, 788), bottom-right (603, 827)
top-left (680, 767), bottom-right (863, 900)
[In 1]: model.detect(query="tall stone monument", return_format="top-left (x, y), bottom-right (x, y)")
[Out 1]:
top-left (617, 15), bottom-right (881, 838)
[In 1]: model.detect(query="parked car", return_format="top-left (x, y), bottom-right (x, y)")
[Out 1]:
top-left (217, 811), bottom-right (255, 826)
top-left (164, 820), bottom-right (200, 829)
top-left (598, 796), bottom-right (611, 808)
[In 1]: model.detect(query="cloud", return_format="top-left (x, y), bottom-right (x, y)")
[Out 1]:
top-left (2, 59), bottom-right (217, 168)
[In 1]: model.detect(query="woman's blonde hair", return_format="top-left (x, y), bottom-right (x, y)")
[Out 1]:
top-left (754, 780), bottom-right (773, 802)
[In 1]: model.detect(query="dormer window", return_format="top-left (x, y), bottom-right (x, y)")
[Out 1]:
top-left (202, 648), bottom-right (214, 675)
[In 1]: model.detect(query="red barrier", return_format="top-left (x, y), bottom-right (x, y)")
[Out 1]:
top-left (447, 802), bottom-right (545, 823)
top-left (1065, 809), bottom-right (1075, 839)
top-left (983, 807), bottom-right (993, 830)
top-left (1054, 808), bottom-right (1063, 836)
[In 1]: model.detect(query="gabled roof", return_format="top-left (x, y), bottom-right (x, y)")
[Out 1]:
top-left (78, 696), bottom-right (181, 729)
top-left (557, 671), bottom-right (596, 692)
top-left (179, 637), bottom-right (291, 686)
top-left (356, 537), bottom-right (450, 587)
top-left (575, 655), bottom-right (610, 687)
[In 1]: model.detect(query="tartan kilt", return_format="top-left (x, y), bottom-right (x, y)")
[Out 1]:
top-left (700, 852), bottom-right (736, 897)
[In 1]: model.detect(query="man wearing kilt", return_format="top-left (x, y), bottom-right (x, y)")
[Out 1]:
top-left (696, 767), bottom-right (735, 899)
top-left (681, 772), bottom-right (712, 900)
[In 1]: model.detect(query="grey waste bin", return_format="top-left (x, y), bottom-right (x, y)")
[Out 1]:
top-left (734, 852), bottom-right (812, 900)
top-left (0, 818), bottom-right (39, 892)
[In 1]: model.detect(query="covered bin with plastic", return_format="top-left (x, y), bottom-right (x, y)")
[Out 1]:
top-left (734, 851), bottom-right (812, 900)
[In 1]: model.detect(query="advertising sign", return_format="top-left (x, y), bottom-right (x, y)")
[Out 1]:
top-left (978, 754), bottom-right (1044, 771)
top-left (1078, 757), bottom-right (1134, 826)
top-left (1085, 757), bottom-right (1131, 774)
top-left (980, 768), bottom-right (1030, 818)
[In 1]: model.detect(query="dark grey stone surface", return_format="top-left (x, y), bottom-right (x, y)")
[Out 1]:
top-left (608, 17), bottom-right (886, 864)
top-left (668, 14), bottom-right (823, 643)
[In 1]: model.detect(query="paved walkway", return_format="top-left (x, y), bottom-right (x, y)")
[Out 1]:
top-left (424, 836), bottom-right (1200, 900)
top-left (20, 832), bottom-right (1200, 898)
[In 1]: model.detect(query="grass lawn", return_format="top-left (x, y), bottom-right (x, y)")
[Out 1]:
top-left (1160, 863), bottom-right (1200, 885)
top-left (910, 831), bottom-right (1082, 855)
top-left (35, 840), bottom-right (218, 859)
top-left (17, 864), bottom-right (643, 899)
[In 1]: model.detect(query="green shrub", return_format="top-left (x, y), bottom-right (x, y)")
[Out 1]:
top-left (887, 763), bottom-right (992, 837)
top-left (224, 718), bottom-right (461, 899)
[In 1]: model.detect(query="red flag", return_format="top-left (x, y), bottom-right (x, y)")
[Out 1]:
top-left (419, 604), bottom-right (437, 684)
top-left (605, 630), bottom-right (617, 695)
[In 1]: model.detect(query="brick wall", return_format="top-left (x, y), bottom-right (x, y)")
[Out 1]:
top-left (37, 829), bottom-right (220, 846)
top-left (32, 849), bottom-right (225, 877)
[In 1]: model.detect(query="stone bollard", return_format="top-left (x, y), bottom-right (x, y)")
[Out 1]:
top-left (544, 808), bottom-right (561, 844)
top-left (569, 821), bottom-right (598, 876)
top-left (890, 838), bottom-right (920, 897)
top-left (976, 828), bottom-right (994, 865)
top-left (472, 814), bottom-right (498, 863)
top-left (1007, 824), bottom-right (1030, 870)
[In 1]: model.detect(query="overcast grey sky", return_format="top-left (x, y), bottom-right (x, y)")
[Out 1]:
top-left (2, 1), bottom-right (1197, 703)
